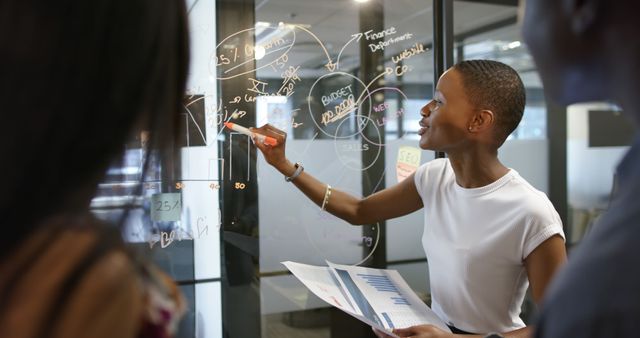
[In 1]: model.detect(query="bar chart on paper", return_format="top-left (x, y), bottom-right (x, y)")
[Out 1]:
top-left (287, 262), bottom-right (451, 333)
top-left (357, 273), bottom-right (411, 306)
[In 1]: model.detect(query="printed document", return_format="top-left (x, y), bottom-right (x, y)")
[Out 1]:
top-left (282, 261), bottom-right (450, 337)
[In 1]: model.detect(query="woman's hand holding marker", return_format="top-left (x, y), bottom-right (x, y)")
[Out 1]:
top-left (224, 122), bottom-right (278, 146)
top-left (249, 124), bottom-right (292, 174)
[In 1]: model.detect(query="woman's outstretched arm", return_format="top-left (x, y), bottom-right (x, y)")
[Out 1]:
top-left (252, 124), bottom-right (423, 225)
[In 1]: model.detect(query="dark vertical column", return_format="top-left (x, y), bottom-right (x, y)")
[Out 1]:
top-left (216, 0), bottom-right (261, 337)
top-left (432, 0), bottom-right (453, 159)
top-left (432, 0), bottom-right (453, 82)
top-left (547, 102), bottom-right (568, 236)
top-left (455, 39), bottom-right (464, 63)
top-left (397, 61), bottom-right (405, 137)
top-left (160, 138), bottom-right (180, 193)
top-left (359, 0), bottom-right (386, 271)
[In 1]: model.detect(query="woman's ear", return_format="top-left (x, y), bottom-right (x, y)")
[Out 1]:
top-left (468, 109), bottom-right (494, 133)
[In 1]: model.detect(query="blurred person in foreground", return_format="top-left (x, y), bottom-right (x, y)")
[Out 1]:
top-left (0, 0), bottom-right (190, 337)
top-left (521, 0), bottom-right (640, 336)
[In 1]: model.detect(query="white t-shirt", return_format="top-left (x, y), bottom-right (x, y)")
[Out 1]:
top-left (413, 158), bottom-right (564, 333)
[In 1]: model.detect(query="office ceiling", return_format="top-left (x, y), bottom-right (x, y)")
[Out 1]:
top-left (202, 0), bottom-right (540, 87)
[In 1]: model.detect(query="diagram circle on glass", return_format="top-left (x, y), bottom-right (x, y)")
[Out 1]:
top-left (357, 86), bottom-right (410, 146)
top-left (308, 72), bottom-right (371, 139)
top-left (334, 114), bottom-right (382, 172)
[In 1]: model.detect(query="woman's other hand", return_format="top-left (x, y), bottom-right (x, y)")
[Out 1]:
top-left (394, 325), bottom-right (456, 338)
top-left (373, 325), bottom-right (455, 338)
top-left (372, 327), bottom-right (396, 338)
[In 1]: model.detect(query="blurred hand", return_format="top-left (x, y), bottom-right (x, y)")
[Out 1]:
top-left (393, 325), bottom-right (456, 338)
top-left (251, 124), bottom-right (289, 170)
top-left (372, 327), bottom-right (396, 338)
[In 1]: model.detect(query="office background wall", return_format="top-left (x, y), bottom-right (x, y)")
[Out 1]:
top-left (90, 0), bottom-right (613, 337)
top-left (565, 103), bottom-right (633, 245)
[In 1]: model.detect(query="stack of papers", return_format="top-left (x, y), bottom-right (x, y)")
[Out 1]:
top-left (282, 261), bottom-right (450, 337)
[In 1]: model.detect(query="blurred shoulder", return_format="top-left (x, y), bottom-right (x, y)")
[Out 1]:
top-left (0, 213), bottom-right (145, 338)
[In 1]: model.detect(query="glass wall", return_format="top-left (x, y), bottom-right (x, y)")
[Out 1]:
top-left (248, 1), bottom-right (436, 336)
top-left (93, 0), bottom-right (562, 337)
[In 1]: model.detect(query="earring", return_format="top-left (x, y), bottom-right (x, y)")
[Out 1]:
top-left (468, 127), bottom-right (472, 132)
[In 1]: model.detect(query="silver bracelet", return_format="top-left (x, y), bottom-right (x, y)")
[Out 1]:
top-left (321, 184), bottom-right (332, 211)
top-left (285, 162), bottom-right (303, 182)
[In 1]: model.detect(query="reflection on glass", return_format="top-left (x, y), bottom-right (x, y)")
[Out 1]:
top-left (233, 0), bottom-right (438, 336)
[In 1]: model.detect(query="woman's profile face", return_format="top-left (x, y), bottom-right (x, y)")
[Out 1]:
top-left (418, 68), bottom-right (474, 152)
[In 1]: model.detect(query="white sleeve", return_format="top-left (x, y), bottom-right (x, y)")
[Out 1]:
top-left (413, 162), bottom-right (430, 201)
top-left (522, 200), bottom-right (565, 260)
top-left (413, 159), bottom-right (448, 204)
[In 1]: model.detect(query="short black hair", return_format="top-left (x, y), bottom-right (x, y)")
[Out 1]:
top-left (453, 59), bottom-right (526, 145)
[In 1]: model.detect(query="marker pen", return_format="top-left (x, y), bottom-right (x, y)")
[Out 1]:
top-left (224, 122), bottom-right (279, 146)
